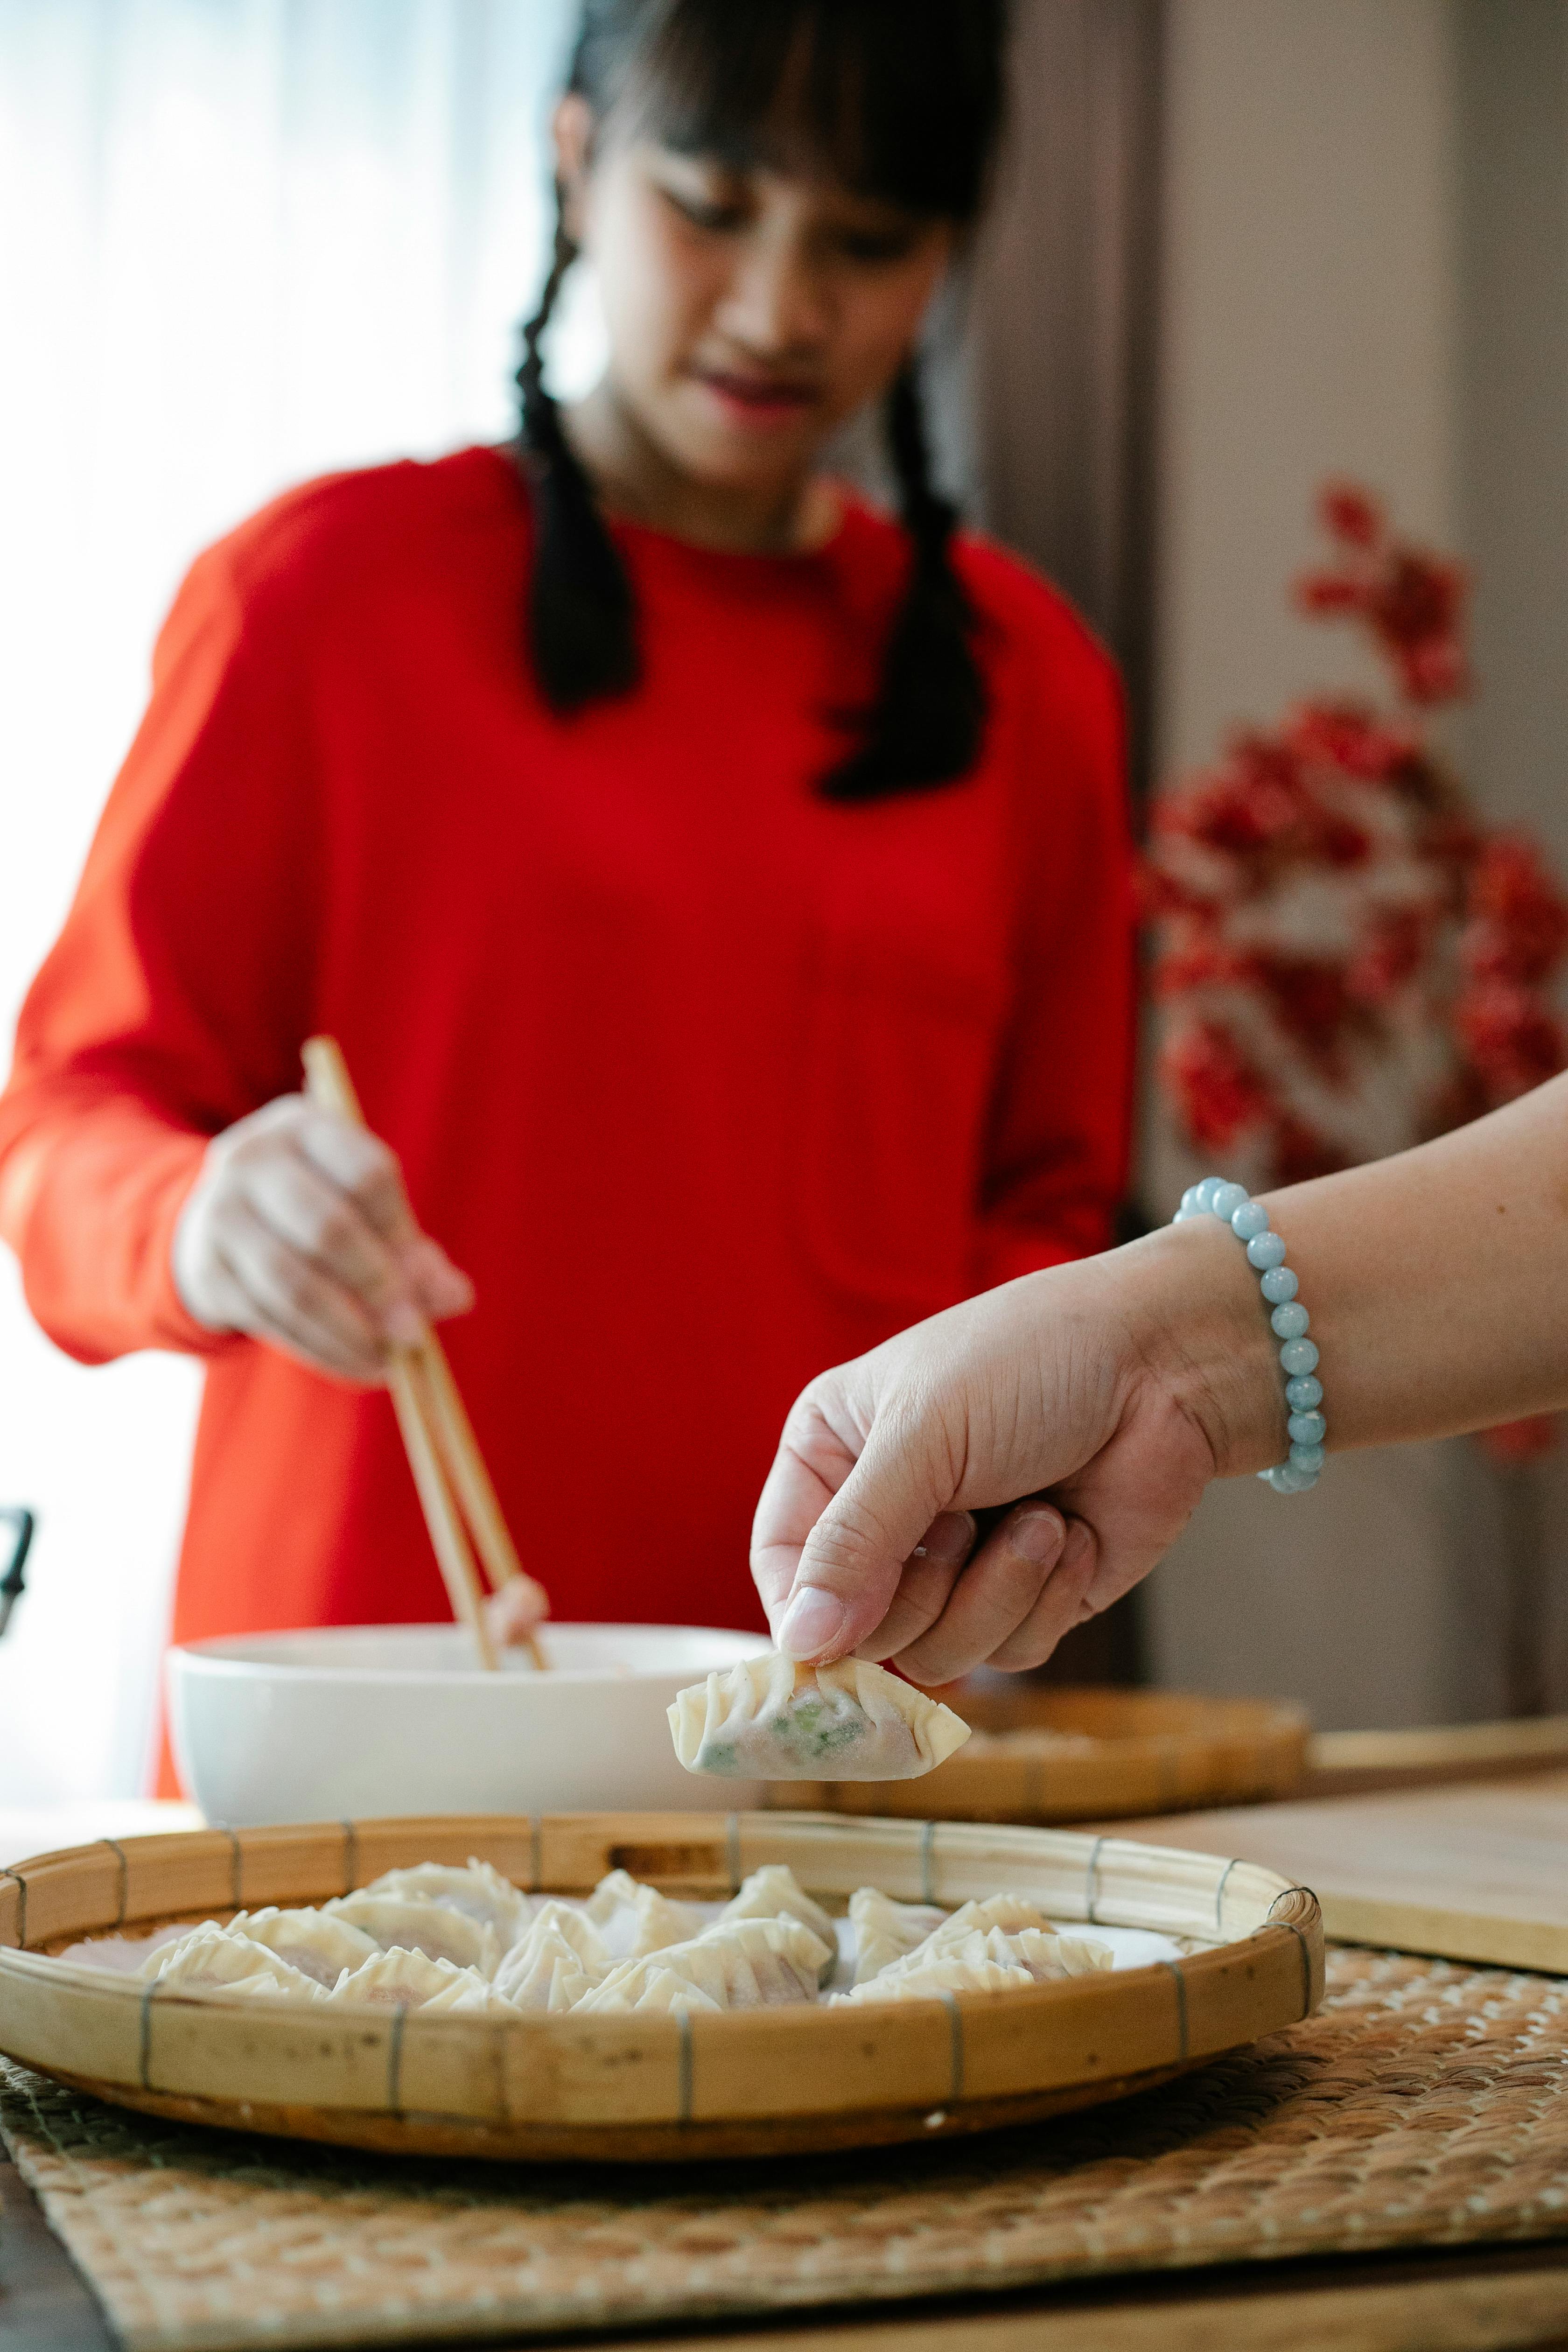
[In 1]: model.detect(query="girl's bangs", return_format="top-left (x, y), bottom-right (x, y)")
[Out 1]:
top-left (613, 0), bottom-right (1004, 221)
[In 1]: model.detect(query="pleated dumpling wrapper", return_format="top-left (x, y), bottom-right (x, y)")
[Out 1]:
top-left (141, 1925), bottom-right (324, 2002)
top-left (837, 1925), bottom-right (1112, 2004)
top-left (576, 1916), bottom-right (830, 2012)
top-left (322, 1892), bottom-right (500, 1977)
top-left (669, 1653), bottom-right (970, 1781)
top-left (848, 1888), bottom-right (947, 1984)
top-left (223, 1906), bottom-right (379, 1988)
top-left (324, 1948), bottom-right (512, 2011)
top-left (357, 1860), bottom-right (529, 1948)
top-left (584, 1869), bottom-right (703, 1959)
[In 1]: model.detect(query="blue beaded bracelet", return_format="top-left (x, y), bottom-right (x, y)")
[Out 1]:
top-left (1171, 1177), bottom-right (1325, 1494)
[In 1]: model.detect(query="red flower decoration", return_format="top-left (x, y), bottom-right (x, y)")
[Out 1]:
top-left (1147, 482), bottom-right (1568, 1478)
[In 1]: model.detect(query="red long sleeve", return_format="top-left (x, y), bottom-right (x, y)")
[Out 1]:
top-left (0, 449), bottom-right (1135, 1708)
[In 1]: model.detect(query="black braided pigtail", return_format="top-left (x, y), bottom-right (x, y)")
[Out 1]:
top-left (515, 195), bottom-right (640, 709)
top-left (821, 359), bottom-right (987, 800)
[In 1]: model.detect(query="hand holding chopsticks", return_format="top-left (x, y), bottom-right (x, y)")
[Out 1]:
top-left (301, 1036), bottom-right (549, 1673)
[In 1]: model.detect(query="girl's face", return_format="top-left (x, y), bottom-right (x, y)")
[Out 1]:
top-left (557, 95), bottom-right (954, 494)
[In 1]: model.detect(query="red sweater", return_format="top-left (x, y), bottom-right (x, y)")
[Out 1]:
top-left (0, 448), bottom-right (1134, 1671)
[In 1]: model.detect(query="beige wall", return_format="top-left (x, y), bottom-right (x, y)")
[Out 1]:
top-left (1142, 0), bottom-right (1568, 1726)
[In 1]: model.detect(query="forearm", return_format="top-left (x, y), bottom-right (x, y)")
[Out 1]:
top-left (1140, 1073), bottom-right (1568, 1475)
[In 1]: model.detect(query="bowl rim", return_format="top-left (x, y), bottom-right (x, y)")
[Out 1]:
top-left (165, 1620), bottom-right (772, 1687)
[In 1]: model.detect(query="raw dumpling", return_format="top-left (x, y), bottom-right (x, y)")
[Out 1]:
top-left (492, 1902), bottom-right (610, 2011)
top-left (418, 1965), bottom-right (522, 2016)
top-left (719, 1864), bottom-right (834, 1946)
top-left (882, 1925), bottom-right (1112, 1989)
top-left (584, 1870), bottom-right (702, 1960)
top-left (602, 1967), bottom-right (723, 2016)
top-left (718, 1866), bottom-right (835, 1984)
top-left (325, 1947), bottom-right (490, 2009)
top-left (141, 1925), bottom-right (323, 2002)
top-left (912, 1896), bottom-right (1112, 1978)
top-left (577, 1916), bottom-right (830, 2013)
top-left (493, 1921), bottom-right (601, 2012)
top-left (225, 1906), bottom-right (379, 1988)
top-left (848, 1888), bottom-right (947, 1984)
top-left (669, 1653), bottom-right (970, 1781)
top-left (834, 1950), bottom-right (1034, 2003)
top-left (323, 1893), bottom-right (500, 1977)
top-left (358, 1860), bottom-right (529, 1947)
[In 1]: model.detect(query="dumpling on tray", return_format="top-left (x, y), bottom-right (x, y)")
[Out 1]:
top-left (576, 1916), bottom-right (830, 2013)
top-left (848, 1888), bottom-right (947, 1984)
top-left (324, 1948), bottom-right (512, 2012)
top-left (357, 1860), bottom-right (529, 1947)
top-left (322, 1893), bottom-right (500, 1977)
top-left (908, 1897), bottom-right (1112, 1979)
top-left (584, 1870), bottom-right (702, 1960)
top-left (494, 1920), bottom-right (602, 2012)
top-left (717, 1863), bottom-right (835, 1950)
top-left (833, 1950), bottom-right (1034, 2003)
top-left (492, 1902), bottom-right (610, 2010)
top-left (224, 1906), bottom-right (379, 1988)
top-left (668, 1654), bottom-right (970, 1781)
top-left (141, 1925), bottom-right (324, 2002)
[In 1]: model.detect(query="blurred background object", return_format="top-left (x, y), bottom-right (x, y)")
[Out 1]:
top-left (4, 0), bottom-right (1567, 1799)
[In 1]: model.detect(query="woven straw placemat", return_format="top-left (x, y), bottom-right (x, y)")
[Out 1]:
top-left (4, 1948), bottom-right (1567, 2352)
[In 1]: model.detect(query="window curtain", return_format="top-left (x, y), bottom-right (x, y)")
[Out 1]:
top-left (0, 0), bottom-right (585, 1802)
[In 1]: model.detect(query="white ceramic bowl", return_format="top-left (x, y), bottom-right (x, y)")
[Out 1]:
top-left (167, 1622), bottom-right (771, 1826)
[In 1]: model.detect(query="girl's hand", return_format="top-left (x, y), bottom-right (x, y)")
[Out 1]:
top-left (172, 1095), bottom-right (473, 1383)
top-left (751, 1228), bottom-right (1276, 1682)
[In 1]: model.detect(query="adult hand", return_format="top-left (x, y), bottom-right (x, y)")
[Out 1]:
top-left (752, 1227), bottom-right (1275, 1683)
top-left (173, 1094), bottom-right (473, 1383)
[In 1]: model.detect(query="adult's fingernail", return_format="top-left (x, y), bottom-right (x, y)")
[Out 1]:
top-left (777, 1586), bottom-right (848, 1660)
top-left (1008, 1506), bottom-right (1066, 1565)
top-left (917, 1511), bottom-right (976, 1567)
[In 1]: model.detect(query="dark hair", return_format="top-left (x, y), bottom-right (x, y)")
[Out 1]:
top-left (516, 0), bottom-right (1007, 799)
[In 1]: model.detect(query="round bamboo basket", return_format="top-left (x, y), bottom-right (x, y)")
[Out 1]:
top-left (0, 1811), bottom-right (1323, 2163)
top-left (775, 1685), bottom-right (1310, 1823)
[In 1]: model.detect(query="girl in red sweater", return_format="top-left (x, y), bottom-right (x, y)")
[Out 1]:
top-left (0, 0), bottom-right (1134, 1702)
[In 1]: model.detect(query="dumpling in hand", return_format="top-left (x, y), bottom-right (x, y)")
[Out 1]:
top-left (848, 1888), bottom-right (947, 1984)
top-left (668, 1654), bottom-right (970, 1781)
top-left (225, 1906), bottom-right (379, 1988)
top-left (325, 1947), bottom-right (490, 2009)
top-left (577, 1916), bottom-right (829, 2013)
top-left (358, 1860), bottom-right (529, 1947)
top-left (584, 1870), bottom-right (702, 1960)
top-left (141, 1924), bottom-right (323, 2002)
top-left (323, 1893), bottom-right (500, 1977)
top-left (719, 1865), bottom-right (835, 1950)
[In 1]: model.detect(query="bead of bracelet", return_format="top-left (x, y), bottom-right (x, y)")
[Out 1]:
top-left (1172, 1178), bottom-right (1326, 1494)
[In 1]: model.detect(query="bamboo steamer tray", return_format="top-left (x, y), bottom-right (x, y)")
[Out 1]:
top-left (774, 1684), bottom-right (1310, 1823)
top-left (0, 1811), bottom-right (1323, 2165)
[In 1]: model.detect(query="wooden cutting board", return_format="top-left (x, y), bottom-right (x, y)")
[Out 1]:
top-left (1118, 1766), bottom-right (1568, 1974)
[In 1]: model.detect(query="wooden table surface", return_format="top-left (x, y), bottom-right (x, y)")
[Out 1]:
top-left (6, 1778), bottom-right (1568, 2352)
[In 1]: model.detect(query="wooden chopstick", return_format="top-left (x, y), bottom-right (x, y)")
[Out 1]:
top-left (414, 1343), bottom-right (549, 1668)
top-left (300, 1035), bottom-right (546, 1674)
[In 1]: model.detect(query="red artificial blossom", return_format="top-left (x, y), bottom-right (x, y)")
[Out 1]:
top-left (1146, 483), bottom-right (1568, 1465)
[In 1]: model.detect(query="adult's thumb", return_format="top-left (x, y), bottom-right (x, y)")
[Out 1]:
top-left (775, 1438), bottom-right (944, 1662)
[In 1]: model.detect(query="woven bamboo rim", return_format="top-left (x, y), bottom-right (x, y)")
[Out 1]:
top-left (778, 1685), bottom-right (1310, 1822)
top-left (0, 1812), bottom-right (1323, 2163)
